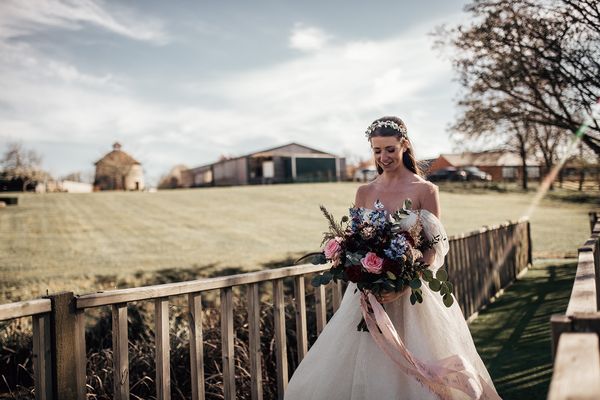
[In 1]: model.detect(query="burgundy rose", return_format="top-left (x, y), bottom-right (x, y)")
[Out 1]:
top-left (346, 264), bottom-right (363, 283)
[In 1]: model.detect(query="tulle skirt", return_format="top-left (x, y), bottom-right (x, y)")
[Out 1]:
top-left (284, 283), bottom-right (497, 400)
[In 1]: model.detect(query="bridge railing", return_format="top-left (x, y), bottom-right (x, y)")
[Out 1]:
top-left (1, 218), bottom-right (531, 400)
top-left (548, 211), bottom-right (600, 399)
top-left (0, 299), bottom-right (52, 399)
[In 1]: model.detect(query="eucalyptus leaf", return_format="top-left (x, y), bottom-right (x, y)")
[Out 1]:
top-left (410, 293), bottom-right (417, 305)
top-left (341, 215), bottom-right (349, 223)
top-left (296, 252), bottom-right (327, 265)
top-left (443, 294), bottom-right (454, 307)
top-left (415, 291), bottom-right (423, 303)
top-left (409, 279), bottom-right (422, 289)
top-left (321, 272), bottom-right (332, 285)
top-left (436, 269), bottom-right (449, 281)
top-left (311, 275), bottom-right (322, 287)
top-left (422, 269), bottom-right (433, 281)
top-left (428, 279), bottom-right (441, 291)
top-left (446, 282), bottom-right (454, 294)
top-left (440, 283), bottom-right (449, 296)
top-left (386, 271), bottom-right (397, 280)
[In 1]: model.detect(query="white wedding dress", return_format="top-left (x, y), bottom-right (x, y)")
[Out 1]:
top-left (285, 209), bottom-right (498, 400)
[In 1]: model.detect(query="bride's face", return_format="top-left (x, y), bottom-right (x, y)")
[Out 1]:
top-left (371, 136), bottom-right (406, 173)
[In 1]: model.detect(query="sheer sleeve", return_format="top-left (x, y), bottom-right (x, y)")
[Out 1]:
top-left (419, 209), bottom-right (449, 272)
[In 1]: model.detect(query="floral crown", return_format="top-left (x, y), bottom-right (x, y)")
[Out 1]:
top-left (364, 119), bottom-right (408, 139)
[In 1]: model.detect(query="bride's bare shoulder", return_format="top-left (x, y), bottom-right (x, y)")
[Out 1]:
top-left (414, 176), bottom-right (438, 195)
top-left (413, 176), bottom-right (439, 215)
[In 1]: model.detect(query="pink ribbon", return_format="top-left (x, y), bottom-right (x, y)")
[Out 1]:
top-left (360, 293), bottom-right (501, 400)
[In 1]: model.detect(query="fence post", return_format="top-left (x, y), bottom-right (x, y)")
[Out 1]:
top-left (525, 220), bottom-right (533, 267)
top-left (590, 211), bottom-right (598, 234)
top-left (46, 292), bottom-right (79, 400)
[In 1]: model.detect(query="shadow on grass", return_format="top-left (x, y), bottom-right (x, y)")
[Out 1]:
top-left (104, 254), bottom-right (306, 289)
top-left (469, 261), bottom-right (577, 400)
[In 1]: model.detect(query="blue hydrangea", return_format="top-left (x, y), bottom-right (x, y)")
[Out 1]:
top-left (367, 209), bottom-right (387, 229)
top-left (349, 207), bottom-right (364, 232)
top-left (384, 235), bottom-right (409, 260)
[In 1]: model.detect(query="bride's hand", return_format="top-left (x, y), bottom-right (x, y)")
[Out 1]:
top-left (377, 287), bottom-right (411, 304)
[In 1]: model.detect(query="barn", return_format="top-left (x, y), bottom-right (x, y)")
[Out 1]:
top-left (94, 143), bottom-right (145, 191)
top-left (429, 151), bottom-right (540, 181)
top-left (182, 143), bottom-right (346, 187)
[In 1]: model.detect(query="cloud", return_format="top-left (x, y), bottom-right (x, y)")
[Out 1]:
top-left (289, 23), bottom-right (331, 52)
top-left (0, 13), bottom-right (464, 183)
top-left (0, 0), bottom-right (168, 44)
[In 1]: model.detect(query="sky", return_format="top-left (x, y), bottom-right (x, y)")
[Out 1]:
top-left (0, 0), bottom-right (472, 185)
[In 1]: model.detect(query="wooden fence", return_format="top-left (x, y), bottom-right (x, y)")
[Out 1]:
top-left (0, 218), bottom-right (531, 400)
top-left (548, 211), bottom-right (600, 399)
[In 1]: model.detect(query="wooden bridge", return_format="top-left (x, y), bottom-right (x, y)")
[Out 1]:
top-left (548, 212), bottom-right (600, 399)
top-left (1, 218), bottom-right (536, 399)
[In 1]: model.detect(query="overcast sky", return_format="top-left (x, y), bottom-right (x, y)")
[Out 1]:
top-left (0, 0), bottom-right (471, 184)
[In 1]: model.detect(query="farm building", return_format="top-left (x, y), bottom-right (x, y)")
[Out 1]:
top-left (429, 151), bottom-right (540, 181)
top-left (94, 143), bottom-right (145, 191)
top-left (181, 143), bottom-right (346, 187)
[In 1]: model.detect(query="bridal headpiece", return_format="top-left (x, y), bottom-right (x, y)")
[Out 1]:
top-left (365, 119), bottom-right (408, 139)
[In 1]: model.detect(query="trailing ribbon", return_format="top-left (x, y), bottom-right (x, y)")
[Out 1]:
top-left (360, 293), bottom-right (501, 400)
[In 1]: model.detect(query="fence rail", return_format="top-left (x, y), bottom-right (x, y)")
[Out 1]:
top-left (1, 218), bottom-right (531, 400)
top-left (548, 211), bottom-right (600, 400)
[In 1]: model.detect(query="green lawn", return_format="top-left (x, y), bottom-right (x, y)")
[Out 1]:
top-left (0, 183), bottom-right (595, 302)
top-left (469, 260), bottom-right (577, 400)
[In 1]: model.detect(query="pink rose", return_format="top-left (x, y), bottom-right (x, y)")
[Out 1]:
top-left (361, 252), bottom-right (384, 274)
top-left (324, 238), bottom-right (342, 260)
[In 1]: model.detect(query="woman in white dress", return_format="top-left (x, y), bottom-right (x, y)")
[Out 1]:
top-left (284, 117), bottom-right (500, 400)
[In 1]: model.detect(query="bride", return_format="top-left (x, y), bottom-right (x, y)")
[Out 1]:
top-left (284, 117), bottom-right (500, 400)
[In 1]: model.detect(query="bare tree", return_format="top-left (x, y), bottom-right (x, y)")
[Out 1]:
top-left (452, 97), bottom-right (535, 189)
top-left (438, 0), bottom-right (600, 157)
top-left (0, 142), bottom-right (49, 191)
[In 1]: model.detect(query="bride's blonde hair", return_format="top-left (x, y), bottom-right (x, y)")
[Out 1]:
top-left (365, 116), bottom-right (423, 176)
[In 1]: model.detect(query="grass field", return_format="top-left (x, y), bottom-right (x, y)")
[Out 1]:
top-left (0, 182), bottom-right (596, 302)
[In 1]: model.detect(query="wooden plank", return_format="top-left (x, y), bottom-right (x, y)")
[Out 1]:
top-left (76, 264), bottom-right (330, 309)
top-left (293, 276), bottom-right (308, 363)
top-left (188, 293), bottom-right (205, 400)
top-left (0, 299), bottom-right (51, 321)
top-left (112, 303), bottom-right (129, 400)
top-left (273, 279), bottom-right (288, 399)
top-left (220, 288), bottom-right (235, 399)
top-left (32, 313), bottom-right (52, 400)
top-left (548, 332), bottom-right (600, 400)
top-left (247, 283), bottom-right (263, 400)
top-left (566, 248), bottom-right (598, 315)
top-left (550, 314), bottom-right (572, 360)
top-left (155, 297), bottom-right (171, 400)
top-left (314, 284), bottom-right (326, 335)
top-left (74, 309), bottom-right (87, 400)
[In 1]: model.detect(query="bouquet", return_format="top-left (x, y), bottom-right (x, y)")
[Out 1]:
top-left (298, 199), bottom-right (454, 330)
